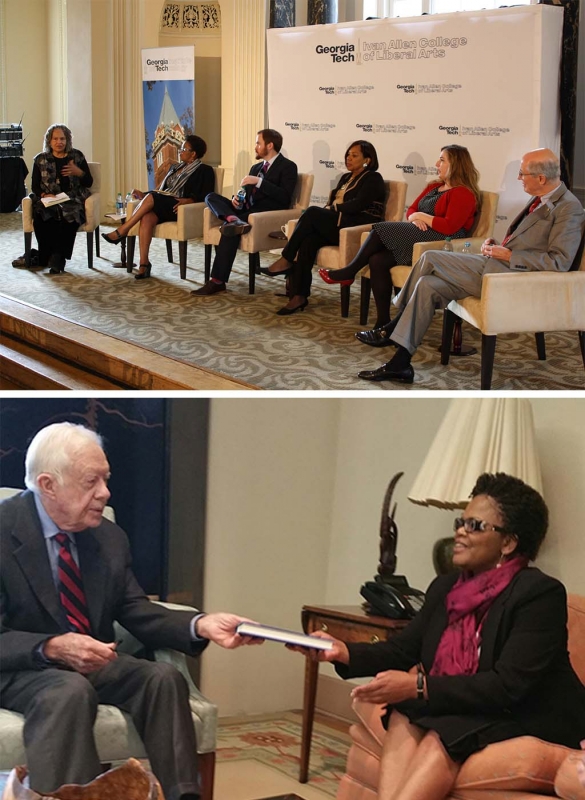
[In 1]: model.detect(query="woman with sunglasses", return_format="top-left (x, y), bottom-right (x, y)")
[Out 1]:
top-left (101, 134), bottom-right (214, 279)
top-left (289, 473), bottom-right (585, 800)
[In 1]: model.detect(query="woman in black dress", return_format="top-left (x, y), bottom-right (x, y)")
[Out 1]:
top-left (31, 124), bottom-right (93, 273)
top-left (291, 473), bottom-right (585, 800)
top-left (260, 140), bottom-right (385, 315)
top-left (101, 134), bottom-right (214, 279)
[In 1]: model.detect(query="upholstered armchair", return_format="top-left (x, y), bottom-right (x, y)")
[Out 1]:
top-left (203, 172), bottom-right (314, 293)
top-left (441, 235), bottom-right (585, 389)
top-left (125, 167), bottom-right (224, 280)
top-left (0, 488), bottom-right (218, 800)
top-left (21, 162), bottom-right (102, 268)
top-left (336, 594), bottom-right (585, 800)
top-left (358, 190), bottom-right (499, 326)
top-left (283, 180), bottom-right (408, 318)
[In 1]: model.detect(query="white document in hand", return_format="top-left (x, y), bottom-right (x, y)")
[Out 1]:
top-left (41, 192), bottom-right (70, 207)
top-left (236, 622), bottom-right (334, 650)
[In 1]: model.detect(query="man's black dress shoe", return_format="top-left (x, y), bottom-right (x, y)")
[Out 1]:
top-left (190, 280), bottom-right (226, 296)
top-left (357, 363), bottom-right (414, 384)
top-left (221, 219), bottom-right (251, 237)
top-left (355, 319), bottom-right (399, 347)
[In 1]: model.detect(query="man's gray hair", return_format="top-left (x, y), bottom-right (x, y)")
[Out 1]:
top-left (25, 423), bottom-right (104, 492)
top-left (528, 154), bottom-right (561, 181)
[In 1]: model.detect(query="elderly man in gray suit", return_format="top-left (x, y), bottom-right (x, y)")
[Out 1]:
top-left (0, 422), bottom-right (261, 800)
top-left (356, 148), bottom-right (585, 384)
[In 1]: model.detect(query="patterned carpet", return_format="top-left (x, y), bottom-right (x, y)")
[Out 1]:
top-left (2, 212), bottom-right (584, 390)
top-left (216, 712), bottom-right (349, 796)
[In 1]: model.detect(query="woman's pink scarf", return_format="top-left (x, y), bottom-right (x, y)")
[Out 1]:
top-left (430, 556), bottom-right (528, 676)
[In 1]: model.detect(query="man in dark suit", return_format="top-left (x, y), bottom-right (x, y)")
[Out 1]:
top-left (191, 128), bottom-right (298, 296)
top-left (0, 422), bottom-right (259, 800)
top-left (356, 148), bottom-right (585, 384)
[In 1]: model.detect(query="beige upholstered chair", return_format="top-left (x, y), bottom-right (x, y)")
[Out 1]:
top-left (358, 190), bottom-right (499, 326)
top-left (21, 162), bottom-right (102, 268)
top-left (336, 594), bottom-right (585, 800)
top-left (203, 172), bottom-right (314, 294)
top-left (284, 180), bottom-right (407, 317)
top-left (441, 234), bottom-right (585, 389)
top-left (124, 167), bottom-right (224, 280)
top-left (0, 487), bottom-right (218, 800)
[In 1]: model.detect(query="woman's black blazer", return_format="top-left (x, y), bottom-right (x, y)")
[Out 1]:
top-left (336, 568), bottom-right (585, 747)
top-left (327, 170), bottom-right (385, 227)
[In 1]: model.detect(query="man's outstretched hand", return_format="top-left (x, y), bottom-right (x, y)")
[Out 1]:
top-left (195, 612), bottom-right (264, 649)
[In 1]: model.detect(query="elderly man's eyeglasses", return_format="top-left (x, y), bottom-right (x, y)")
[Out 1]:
top-left (453, 517), bottom-right (506, 534)
top-left (518, 170), bottom-right (538, 178)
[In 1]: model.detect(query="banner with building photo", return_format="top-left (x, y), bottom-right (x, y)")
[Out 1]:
top-left (142, 46), bottom-right (195, 190)
top-left (267, 7), bottom-right (562, 240)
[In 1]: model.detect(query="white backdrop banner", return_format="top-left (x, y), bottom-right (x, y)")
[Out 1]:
top-left (267, 6), bottom-right (563, 240)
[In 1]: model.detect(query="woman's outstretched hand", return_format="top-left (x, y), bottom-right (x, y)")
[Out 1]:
top-left (286, 631), bottom-right (350, 664)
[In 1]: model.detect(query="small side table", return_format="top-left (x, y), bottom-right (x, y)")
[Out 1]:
top-left (299, 604), bottom-right (408, 783)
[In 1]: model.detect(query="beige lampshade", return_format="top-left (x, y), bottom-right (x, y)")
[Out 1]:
top-left (408, 399), bottom-right (543, 510)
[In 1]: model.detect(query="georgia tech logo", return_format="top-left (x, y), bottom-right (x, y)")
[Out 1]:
top-left (439, 125), bottom-right (459, 135)
top-left (285, 122), bottom-right (300, 130)
top-left (397, 84), bottom-right (415, 93)
top-left (319, 160), bottom-right (336, 169)
top-left (396, 164), bottom-right (414, 174)
top-left (316, 43), bottom-right (355, 63)
top-left (319, 87), bottom-right (335, 94)
top-left (356, 123), bottom-right (373, 132)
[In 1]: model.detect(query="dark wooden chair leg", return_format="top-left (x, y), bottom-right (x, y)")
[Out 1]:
top-left (578, 331), bottom-right (585, 369)
top-left (24, 231), bottom-right (32, 266)
top-left (340, 285), bottom-right (350, 318)
top-left (441, 309), bottom-right (456, 365)
top-left (179, 241), bottom-right (187, 279)
top-left (204, 244), bottom-right (212, 282)
top-left (95, 225), bottom-right (100, 257)
top-left (165, 239), bottom-right (173, 263)
top-left (198, 751), bottom-right (216, 800)
top-left (86, 232), bottom-right (94, 268)
top-left (535, 332), bottom-right (546, 360)
top-left (481, 334), bottom-right (497, 390)
top-left (248, 253), bottom-right (258, 294)
top-left (359, 276), bottom-right (371, 326)
top-left (126, 236), bottom-right (136, 273)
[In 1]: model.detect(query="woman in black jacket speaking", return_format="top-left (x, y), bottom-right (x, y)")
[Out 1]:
top-left (261, 140), bottom-right (385, 315)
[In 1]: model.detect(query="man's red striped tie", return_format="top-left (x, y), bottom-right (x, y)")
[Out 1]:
top-left (55, 532), bottom-right (92, 635)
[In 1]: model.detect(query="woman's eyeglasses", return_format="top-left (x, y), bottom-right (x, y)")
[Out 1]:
top-left (453, 517), bottom-right (506, 534)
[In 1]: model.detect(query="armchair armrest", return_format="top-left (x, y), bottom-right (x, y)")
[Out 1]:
top-left (175, 201), bottom-right (206, 239)
top-left (22, 196), bottom-right (33, 233)
top-left (411, 237), bottom-right (485, 264)
top-left (337, 224), bottom-right (373, 267)
top-left (115, 601), bottom-right (218, 755)
top-left (82, 193), bottom-right (101, 231)
top-left (242, 209), bottom-right (300, 251)
top-left (479, 271), bottom-right (585, 335)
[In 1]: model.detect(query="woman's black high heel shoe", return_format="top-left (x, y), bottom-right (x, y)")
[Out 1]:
top-left (135, 263), bottom-right (152, 280)
top-left (101, 230), bottom-right (126, 246)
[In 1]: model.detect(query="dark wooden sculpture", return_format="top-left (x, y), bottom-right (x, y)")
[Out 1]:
top-left (377, 471), bottom-right (404, 582)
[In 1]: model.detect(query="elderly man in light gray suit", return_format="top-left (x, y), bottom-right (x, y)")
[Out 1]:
top-left (356, 148), bottom-right (585, 384)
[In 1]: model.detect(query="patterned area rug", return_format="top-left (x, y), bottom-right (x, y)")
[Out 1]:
top-left (216, 713), bottom-right (349, 797)
top-left (2, 212), bottom-right (584, 390)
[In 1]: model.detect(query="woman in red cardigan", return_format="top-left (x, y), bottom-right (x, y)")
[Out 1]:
top-left (320, 144), bottom-right (480, 329)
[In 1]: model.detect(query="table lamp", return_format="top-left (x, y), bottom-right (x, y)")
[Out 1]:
top-left (408, 398), bottom-right (543, 573)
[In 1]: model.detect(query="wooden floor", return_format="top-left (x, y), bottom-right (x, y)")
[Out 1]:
top-left (0, 295), bottom-right (259, 391)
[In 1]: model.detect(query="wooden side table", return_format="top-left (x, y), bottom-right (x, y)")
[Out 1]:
top-left (299, 604), bottom-right (408, 783)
